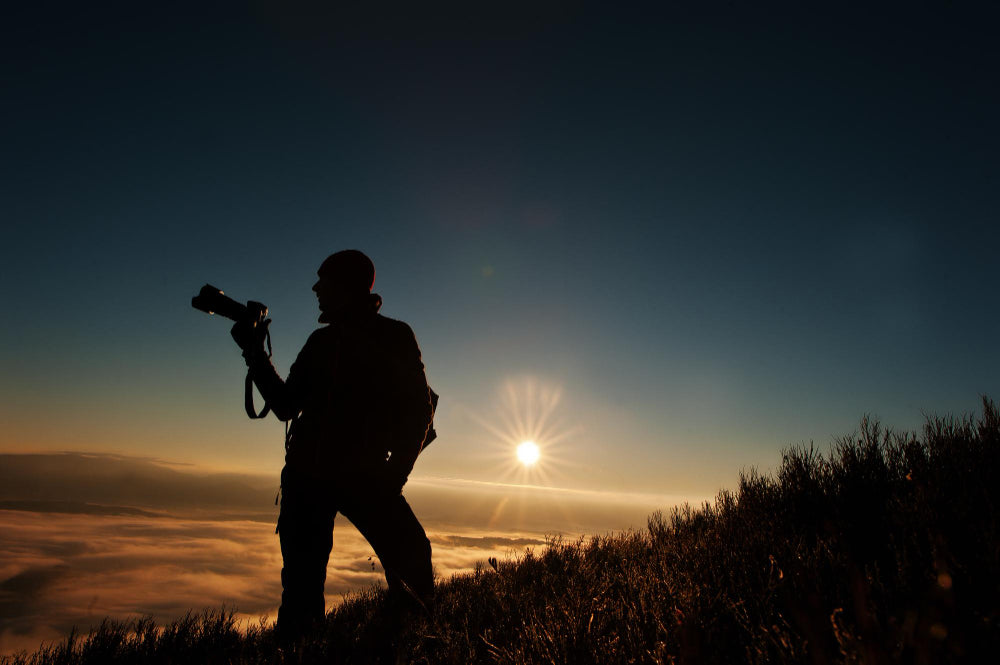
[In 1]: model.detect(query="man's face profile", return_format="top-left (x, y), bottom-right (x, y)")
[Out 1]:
top-left (312, 273), bottom-right (350, 318)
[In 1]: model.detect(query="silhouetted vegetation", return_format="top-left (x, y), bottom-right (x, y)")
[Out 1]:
top-left (4, 399), bottom-right (998, 664)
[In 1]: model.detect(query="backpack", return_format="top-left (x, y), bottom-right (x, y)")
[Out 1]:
top-left (421, 388), bottom-right (439, 452)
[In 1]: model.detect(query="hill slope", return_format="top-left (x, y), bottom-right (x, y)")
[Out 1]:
top-left (4, 399), bottom-right (998, 664)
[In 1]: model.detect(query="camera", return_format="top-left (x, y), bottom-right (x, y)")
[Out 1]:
top-left (191, 284), bottom-right (268, 323)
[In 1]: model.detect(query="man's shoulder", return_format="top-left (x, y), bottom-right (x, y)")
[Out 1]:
top-left (374, 313), bottom-right (414, 334)
top-left (294, 327), bottom-right (338, 362)
top-left (375, 313), bottom-right (420, 344)
top-left (304, 326), bottom-right (338, 344)
top-left (304, 316), bottom-right (416, 346)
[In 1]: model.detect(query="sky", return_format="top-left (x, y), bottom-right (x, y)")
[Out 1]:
top-left (1, 0), bottom-right (999, 653)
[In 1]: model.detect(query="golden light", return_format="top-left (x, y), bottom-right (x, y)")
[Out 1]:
top-left (460, 376), bottom-right (582, 487)
top-left (456, 376), bottom-right (585, 530)
top-left (516, 440), bottom-right (540, 466)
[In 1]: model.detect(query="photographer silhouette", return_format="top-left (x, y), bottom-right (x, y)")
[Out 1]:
top-left (230, 250), bottom-right (435, 640)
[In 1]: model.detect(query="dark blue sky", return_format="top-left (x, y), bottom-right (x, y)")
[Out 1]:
top-left (2, 2), bottom-right (997, 495)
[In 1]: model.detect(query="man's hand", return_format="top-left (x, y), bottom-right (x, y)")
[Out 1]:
top-left (379, 463), bottom-right (409, 497)
top-left (231, 317), bottom-right (271, 356)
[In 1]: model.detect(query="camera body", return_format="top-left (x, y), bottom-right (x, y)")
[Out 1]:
top-left (191, 284), bottom-right (268, 323)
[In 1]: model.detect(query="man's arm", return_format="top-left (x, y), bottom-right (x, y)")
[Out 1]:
top-left (233, 321), bottom-right (313, 422)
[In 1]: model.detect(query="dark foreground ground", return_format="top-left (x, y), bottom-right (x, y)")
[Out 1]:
top-left (4, 399), bottom-right (998, 664)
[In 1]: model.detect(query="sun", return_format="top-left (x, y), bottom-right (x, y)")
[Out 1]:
top-left (464, 376), bottom-right (580, 483)
top-left (516, 440), bottom-right (540, 466)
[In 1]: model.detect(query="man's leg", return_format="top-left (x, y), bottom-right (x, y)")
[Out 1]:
top-left (341, 492), bottom-right (434, 605)
top-left (276, 468), bottom-right (335, 638)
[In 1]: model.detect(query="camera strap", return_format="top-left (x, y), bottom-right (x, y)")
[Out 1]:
top-left (245, 373), bottom-right (270, 419)
top-left (244, 329), bottom-right (273, 419)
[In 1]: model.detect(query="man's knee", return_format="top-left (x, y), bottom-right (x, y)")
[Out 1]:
top-left (400, 531), bottom-right (433, 598)
top-left (281, 563), bottom-right (327, 591)
top-left (413, 528), bottom-right (431, 559)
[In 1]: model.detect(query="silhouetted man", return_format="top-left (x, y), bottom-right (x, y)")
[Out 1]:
top-left (231, 250), bottom-right (435, 640)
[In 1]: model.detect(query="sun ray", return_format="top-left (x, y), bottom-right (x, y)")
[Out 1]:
top-left (460, 376), bottom-right (583, 493)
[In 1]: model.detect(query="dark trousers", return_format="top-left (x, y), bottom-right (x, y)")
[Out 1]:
top-left (276, 466), bottom-right (433, 633)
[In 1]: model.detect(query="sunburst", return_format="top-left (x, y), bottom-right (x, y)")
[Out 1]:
top-left (464, 376), bottom-right (579, 486)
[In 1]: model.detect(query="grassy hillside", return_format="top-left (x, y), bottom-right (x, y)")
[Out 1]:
top-left (4, 399), bottom-right (998, 664)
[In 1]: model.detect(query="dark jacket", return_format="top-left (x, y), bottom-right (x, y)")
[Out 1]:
top-left (247, 305), bottom-right (433, 487)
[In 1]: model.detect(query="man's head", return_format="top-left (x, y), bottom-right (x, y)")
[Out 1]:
top-left (313, 250), bottom-right (375, 321)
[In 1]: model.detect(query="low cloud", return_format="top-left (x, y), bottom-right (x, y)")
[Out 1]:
top-left (0, 509), bottom-right (546, 655)
top-left (0, 509), bottom-right (281, 653)
top-left (0, 453), bottom-right (693, 655)
top-left (0, 501), bottom-right (164, 518)
top-left (0, 453), bottom-right (275, 512)
top-left (430, 535), bottom-right (546, 549)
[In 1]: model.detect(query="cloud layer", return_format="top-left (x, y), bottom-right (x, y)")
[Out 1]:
top-left (0, 453), bottom-right (690, 655)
